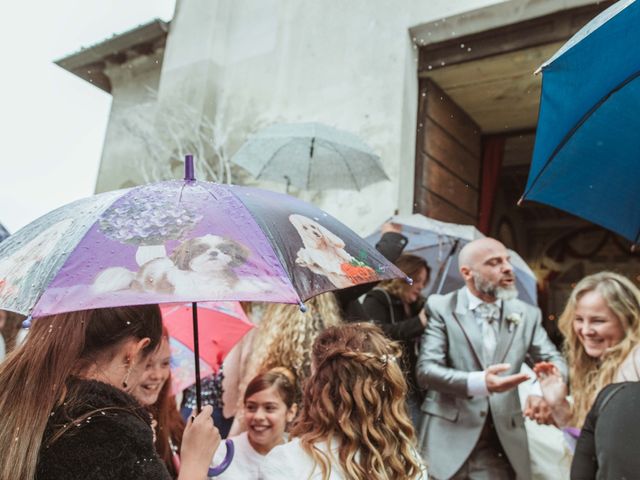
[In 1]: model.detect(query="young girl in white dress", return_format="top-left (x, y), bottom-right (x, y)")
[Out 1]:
top-left (211, 367), bottom-right (297, 479)
top-left (261, 323), bottom-right (428, 480)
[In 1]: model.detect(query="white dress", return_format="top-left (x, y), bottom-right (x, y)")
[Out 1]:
top-left (260, 438), bottom-right (428, 480)
top-left (210, 432), bottom-right (268, 480)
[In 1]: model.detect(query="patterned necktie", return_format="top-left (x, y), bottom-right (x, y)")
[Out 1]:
top-left (476, 302), bottom-right (499, 365)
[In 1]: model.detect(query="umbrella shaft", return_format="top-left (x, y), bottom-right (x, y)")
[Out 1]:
top-left (192, 302), bottom-right (202, 413)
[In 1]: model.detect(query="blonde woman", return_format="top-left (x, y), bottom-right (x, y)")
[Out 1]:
top-left (534, 271), bottom-right (640, 429)
top-left (230, 292), bottom-right (342, 434)
top-left (261, 323), bottom-right (427, 480)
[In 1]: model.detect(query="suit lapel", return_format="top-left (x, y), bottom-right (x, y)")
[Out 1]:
top-left (493, 299), bottom-right (519, 364)
top-left (451, 290), bottom-right (485, 369)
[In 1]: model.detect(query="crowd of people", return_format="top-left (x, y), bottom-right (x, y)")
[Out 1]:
top-left (1, 228), bottom-right (639, 479)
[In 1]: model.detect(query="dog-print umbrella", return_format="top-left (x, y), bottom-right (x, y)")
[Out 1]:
top-left (0, 157), bottom-right (406, 318)
top-left (163, 301), bottom-right (254, 393)
top-left (0, 156), bottom-right (406, 475)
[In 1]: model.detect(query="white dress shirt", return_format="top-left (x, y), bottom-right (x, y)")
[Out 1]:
top-left (464, 287), bottom-right (502, 397)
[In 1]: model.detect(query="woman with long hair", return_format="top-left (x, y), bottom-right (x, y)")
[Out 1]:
top-left (261, 323), bottom-right (427, 480)
top-left (0, 305), bottom-right (219, 480)
top-left (132, 327), bottom-right (186, 478)
top-left (534, 271), bottom-right (640, 428)
top-left (212, 367), bottom-right (297, 478)
top-left (231, 292), bottom-right (342, 433)
top-left (0, 309), bottom-right (25, 360)
top-left (362, 254), bottom-right (430, 423)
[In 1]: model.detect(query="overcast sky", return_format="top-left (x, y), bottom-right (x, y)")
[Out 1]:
top-left (0, 0), bottom-right (176, 233)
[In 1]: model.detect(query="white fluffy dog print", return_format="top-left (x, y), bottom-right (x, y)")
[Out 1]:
top-left (93, 235), bottom-right (273, 297)
top-left (289, 214), bottom-right (357, 288)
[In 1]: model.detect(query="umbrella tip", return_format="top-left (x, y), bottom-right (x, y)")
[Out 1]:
top-left (22, 314), bottom-right (32, 329)
top-left (405, 276), bottom-right (413, 285)
top-left (185, 154), bottom-right (195, 182)
top-left (517, 196), bottom-right (524, 207)
top-left (298, 301), bottom-right (308, 313)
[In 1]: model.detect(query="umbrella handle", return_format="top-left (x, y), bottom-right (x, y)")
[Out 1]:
top-left (208, 439), bottom-right (234, 477)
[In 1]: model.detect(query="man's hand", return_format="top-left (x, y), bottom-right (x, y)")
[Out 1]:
top-left (419, 308), bottom-right (428, 327)
top-left (485, 363), bottom-right (530, 393)
top-left (523, 395), bottom-right (554, 424)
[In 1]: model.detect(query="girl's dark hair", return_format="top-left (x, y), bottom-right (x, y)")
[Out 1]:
top-left (379, 254), bottom-right (430, 299)
top-left (0, 304), bottom-right (163, 480)
top-left (149, 327), bottom-right (185, 479)
top-left (244, 367), bottom-right (297, 409)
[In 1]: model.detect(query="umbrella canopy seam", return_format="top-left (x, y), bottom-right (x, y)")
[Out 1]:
top-left (522, 68), bottom-right (640, 202)
top-left (225, 187), bottom-right (304, 305)
top-left (323, 140), bottom-right (363, 191)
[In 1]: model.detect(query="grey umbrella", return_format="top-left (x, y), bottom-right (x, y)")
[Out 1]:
top-left (0, 223), bottom-right (9, 243)
top-left (231, 122), bottom-right (389, 191)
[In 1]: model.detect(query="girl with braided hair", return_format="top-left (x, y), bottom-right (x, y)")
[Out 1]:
top-left (261, 323), bottom-right (428, 480)
top-left (230, 293), bottom-right (342, 434)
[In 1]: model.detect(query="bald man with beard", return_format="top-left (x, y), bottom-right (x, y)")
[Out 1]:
top-left (415, 238), bottom-right (567, 480)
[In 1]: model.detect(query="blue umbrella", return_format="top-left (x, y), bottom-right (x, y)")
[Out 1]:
top-left (521, 0), bottom-right (640, 243)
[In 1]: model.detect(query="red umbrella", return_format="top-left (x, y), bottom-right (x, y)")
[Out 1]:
top-left (162, 301), bottom-right (254, 393)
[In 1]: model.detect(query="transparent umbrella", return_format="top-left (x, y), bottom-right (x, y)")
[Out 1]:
top-left (231, 122), bottom-right (389, 192)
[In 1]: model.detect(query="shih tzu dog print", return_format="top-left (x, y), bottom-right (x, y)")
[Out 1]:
top-left (92, 234), bottom-right (273, 297)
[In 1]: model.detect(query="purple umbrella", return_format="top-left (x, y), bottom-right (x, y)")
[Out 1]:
top-left (0, 156), bottom-right (407, 475)
top-left (0, 156), bottom-right (405, 317)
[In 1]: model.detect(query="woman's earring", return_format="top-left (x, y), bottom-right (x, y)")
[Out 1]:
top-left (122, 358), bottom-right (132, 389)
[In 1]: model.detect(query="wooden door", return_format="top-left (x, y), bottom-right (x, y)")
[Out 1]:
top-left (414, 79), bottom-right (481, 225)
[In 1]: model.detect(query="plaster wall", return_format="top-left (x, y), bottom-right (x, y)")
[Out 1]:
top-left (96, 50), bottom-right (165, 191)
top-left (95, 0), bottom-right (599, 235)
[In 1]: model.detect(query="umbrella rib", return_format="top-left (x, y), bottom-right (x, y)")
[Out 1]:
top-left (30, 189), bottom-right (131, 316)
top-left (522, 68), bottom-right (640, 201)
top-left (323, 141), bottom-right (361, 191)
top-left (223, 186), bottom-right (304, 305)
top-left (253, 138), bottom-right (305, 181)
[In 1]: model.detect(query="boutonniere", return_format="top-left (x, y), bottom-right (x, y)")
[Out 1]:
top-left (506, 313), bottom-right (522, 332)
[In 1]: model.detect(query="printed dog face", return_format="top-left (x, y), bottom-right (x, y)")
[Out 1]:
top-left (289, 214), bottom-right (357, 289)
top-left (170, 235), bottom-right (250, 274)
top-left (289, 214), bottom-right (345, 250)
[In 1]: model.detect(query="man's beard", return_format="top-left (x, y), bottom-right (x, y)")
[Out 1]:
top-left (472, 272), bottom-right (518, 301)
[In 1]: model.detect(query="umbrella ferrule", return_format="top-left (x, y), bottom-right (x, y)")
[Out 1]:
top-left (298, 300), bottom-right (308, 312)
top-left (184, 154), bottom-right (196, 182)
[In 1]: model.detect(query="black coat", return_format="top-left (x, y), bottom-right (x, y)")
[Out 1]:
top-left (337, 231), bottom-right (408, 322)
top-left (571, 382), bottom-right (640, 480)
top-left (37, 379), bottom-right (171, 480)
top-left (362, 288), bottom-right (425, 394)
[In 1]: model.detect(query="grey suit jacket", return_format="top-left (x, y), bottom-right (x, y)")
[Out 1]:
top-left (415, 288), bottom-right (567, 480)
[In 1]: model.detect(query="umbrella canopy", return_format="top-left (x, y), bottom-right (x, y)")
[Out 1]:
top-left (366, 214), bottom-right (538, 305)
top-left (0, 165), bottom-right (405, 318)
top-left (164, 301), bottom-right (254, 393)
top-left (521, 0), bottom-right (640, 243)
top-left (0, 223), bottom-right (9, 243)
top-left (231, 122), bottom-right (389, 191)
